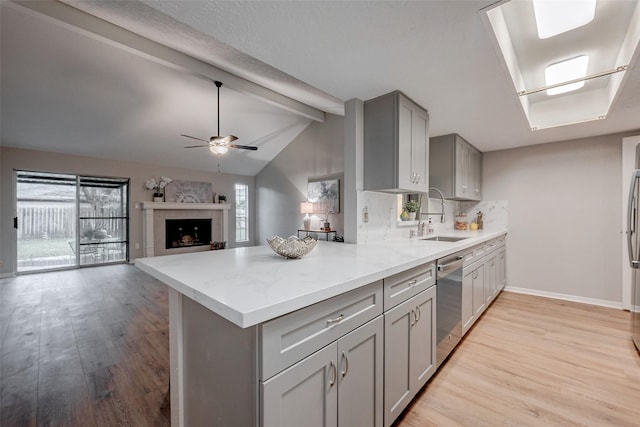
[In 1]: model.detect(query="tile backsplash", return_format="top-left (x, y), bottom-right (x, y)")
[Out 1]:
top-left (357, 190), bottom-right (507, 242)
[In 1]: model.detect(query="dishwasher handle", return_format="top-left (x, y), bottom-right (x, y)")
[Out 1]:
top-left (437, 255), bottom-right (466, 276)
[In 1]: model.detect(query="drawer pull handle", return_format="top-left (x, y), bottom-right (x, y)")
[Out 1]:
top-left (408, 279), bottom-right (418, 287)
top-left (341, 351), bottom-right (349, 377)
top-left (326, 314), bottom-right (344, 325)
top-left (329, 360), bottom-right (336, 386)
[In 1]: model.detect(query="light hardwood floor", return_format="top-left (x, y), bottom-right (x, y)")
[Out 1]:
top-left (396, 291), bottom-right (640, 426)
top-left (1, 265), bottom-right (639, 426)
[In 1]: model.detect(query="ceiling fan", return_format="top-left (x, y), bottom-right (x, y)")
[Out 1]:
top-left (181, 81), bottom-right (258, 155)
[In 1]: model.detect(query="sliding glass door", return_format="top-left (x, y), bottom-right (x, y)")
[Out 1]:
top-left (78, 176), bottom-right (129, 266)
top-left (16, 171), bottom-right (129, 272)
top-left (16, 171), bottom-right (78, 272)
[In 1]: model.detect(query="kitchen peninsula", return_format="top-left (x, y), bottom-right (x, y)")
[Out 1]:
top-left (136, 230), bottom-right (507, 427)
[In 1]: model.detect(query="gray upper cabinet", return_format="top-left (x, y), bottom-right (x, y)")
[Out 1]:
top-left (429, 133), bottom-right (482, 201)
top-left (364, 91), bottom-right (430, 193)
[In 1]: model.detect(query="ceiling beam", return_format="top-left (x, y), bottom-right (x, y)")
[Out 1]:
top-left (10, 0), bottom-right (326, 123)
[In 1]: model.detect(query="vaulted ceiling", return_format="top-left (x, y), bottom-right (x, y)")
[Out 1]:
top-left (2, 0), bottom-right (640, 176)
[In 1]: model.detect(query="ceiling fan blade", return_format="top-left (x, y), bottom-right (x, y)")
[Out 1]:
top-left (221, 135), bottom-right (239, 143)
top-left (184, 144), bottom-right (212, 148)
top-left (181, 134), bottom-right (209, 143)
top-left (229, 144), bottom-right (258, 151)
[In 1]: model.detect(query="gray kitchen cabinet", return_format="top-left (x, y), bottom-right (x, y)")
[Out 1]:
top-left (262, 342), bottom-right (338, 427)
top-left (462, 261), bottom-right (486, 335)
top-left (364, 90), bottom-right (430, 193)
top-left (498, 247), bottom-right (506, 290)
top-left (430, 133), bottom-right (482, 201)
top-left (472, 263), bottom-right (485, 317)
top-left (485, 254), bottom-right (497, 302)
top-left (462, 238), bottom-right (507, 336)
top-left (262, 316), bottom-right (384, 427)
top-left (383, 285), bottom-right (436, 427)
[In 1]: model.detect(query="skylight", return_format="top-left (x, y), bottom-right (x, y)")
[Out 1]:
top-left (544, 55), bottom-right (590, 96)
top-left (532, 0), bottom-right (596, 39)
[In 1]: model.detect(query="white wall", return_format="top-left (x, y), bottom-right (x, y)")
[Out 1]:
top-left (483, 131), bottom-right (640, 306)
top-left (0, 146), bottom-right (255, 276)
top-left (256, 114), bottom-right (344, 243)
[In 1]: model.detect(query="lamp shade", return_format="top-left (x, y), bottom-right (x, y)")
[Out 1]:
top-left (300, 202), bottom-right (314, 214)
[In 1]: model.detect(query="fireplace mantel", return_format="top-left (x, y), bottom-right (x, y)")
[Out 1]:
top-left (141, 202), bottom-right (230, 257)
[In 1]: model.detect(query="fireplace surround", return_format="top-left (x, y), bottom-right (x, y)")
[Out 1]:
top-left (141, 202), bottom-right (230, 257)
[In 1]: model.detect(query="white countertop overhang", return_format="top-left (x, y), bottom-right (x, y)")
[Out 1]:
top-left (135, 229), bottom-right (507, 328)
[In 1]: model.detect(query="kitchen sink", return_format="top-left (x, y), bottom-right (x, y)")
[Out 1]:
top-left (421, 236), bottom-right (469, 242)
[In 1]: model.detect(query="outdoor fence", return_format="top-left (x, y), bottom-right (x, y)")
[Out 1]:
top-left (17, 206), bottom-right (125, 240)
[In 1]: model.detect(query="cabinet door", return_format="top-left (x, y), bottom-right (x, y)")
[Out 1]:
top-left (410, 285), bottom-right (437, 391)
top-left (486, 255), bottom-right (497, 303)
top-left (384, 298), bottom-right (414, 426)
top-left (383, 287), bottom-right (436, 426)
top-left (472, 264), bottom-right (486, 316)
top-left (473, 149), bottom-right (482, 200)
top-left (462, 268), bottom-right (474, 336)
top-left (455, 139), bottom-right (471, 198)
top-left (410, 106), bottom-right (429, 193)
top-left (397, 95), bottom-right (429, 193)
top-left (337, 316), bottom-right (384, 427)
top-left (498, 248), bottom-right (506, 290)
top-left (262, 343), bottom-right (338, 427)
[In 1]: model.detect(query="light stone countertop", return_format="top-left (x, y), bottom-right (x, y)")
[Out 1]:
top-left (135, 229), bottom-right (507, 328)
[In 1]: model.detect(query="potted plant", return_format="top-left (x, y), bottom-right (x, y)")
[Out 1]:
top-left (218, 194), bottom-right (227, 203)
top-left (404, 199), bottom-right (419, 221)
top-left (145, 176), bottom-right (172, 202)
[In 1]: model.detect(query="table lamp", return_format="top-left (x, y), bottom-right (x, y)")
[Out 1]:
top-left (300, 202), bottom-right (314, 231)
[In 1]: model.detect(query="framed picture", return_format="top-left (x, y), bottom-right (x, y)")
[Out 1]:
top-left (307, 178), bottom-right (340, 214)
top-left (165, 180), bottom-right (214, 203)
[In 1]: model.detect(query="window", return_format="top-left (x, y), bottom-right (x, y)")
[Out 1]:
top-left (235, 183), bottom-right (249, 242)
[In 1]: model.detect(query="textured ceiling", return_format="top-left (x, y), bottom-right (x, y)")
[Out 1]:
top-left (3, 0), bottom-right (640, 177)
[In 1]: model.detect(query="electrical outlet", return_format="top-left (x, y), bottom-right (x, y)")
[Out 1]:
top-left (135, 243), bottom-right (140, 250)
top-left (363, 207), bottom-right (369, 223)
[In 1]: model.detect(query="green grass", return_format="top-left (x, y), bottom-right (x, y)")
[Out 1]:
top-left (17, 237), bottom-right (71, 259)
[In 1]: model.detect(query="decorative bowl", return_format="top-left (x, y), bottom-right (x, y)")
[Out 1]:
top-left (267, 235), bottom-right (317, 259)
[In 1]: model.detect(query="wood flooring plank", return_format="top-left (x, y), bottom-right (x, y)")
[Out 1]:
top-left (395, 291), bottom-right (640, 427)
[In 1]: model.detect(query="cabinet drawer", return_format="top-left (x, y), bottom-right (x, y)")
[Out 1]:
top-left (260, 281), bottom-right (383, 380)
top-left (463, 244), bottom-right (484, 266)
top-left (484, 239), bottom-right (499, 255)
top-left (383, 262), bottom-right (435, 310)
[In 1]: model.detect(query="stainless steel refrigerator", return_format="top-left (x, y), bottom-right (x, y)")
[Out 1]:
top-left (626, 143), bottom-right (640, 352)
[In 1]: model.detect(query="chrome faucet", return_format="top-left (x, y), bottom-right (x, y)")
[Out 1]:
top-left (421, 187), bottom-right (446, 223)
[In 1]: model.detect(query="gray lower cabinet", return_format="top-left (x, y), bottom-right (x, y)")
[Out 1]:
top-left (262, 316), bottom-right (384, 427)
top-left (461, 238), bottom-right (507, 336)
top-left (383, 285), bottom-right (437, 427)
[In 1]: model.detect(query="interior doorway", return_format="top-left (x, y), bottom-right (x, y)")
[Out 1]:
top-left (15, 170), bottom-right (129, 272)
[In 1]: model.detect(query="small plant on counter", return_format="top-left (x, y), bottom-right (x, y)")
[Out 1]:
top-left (404, 199), bottom-right (419, 213)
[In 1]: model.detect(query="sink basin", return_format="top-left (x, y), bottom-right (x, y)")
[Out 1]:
top-left (421, 236), bottom-right (469, 242)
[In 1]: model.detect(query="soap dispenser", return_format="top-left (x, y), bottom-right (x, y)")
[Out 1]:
top-left (427, 218), bottom-right (434, 234)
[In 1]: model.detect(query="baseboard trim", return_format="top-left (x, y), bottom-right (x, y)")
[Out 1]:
top-left (504, 286), bottom-right (623, 310)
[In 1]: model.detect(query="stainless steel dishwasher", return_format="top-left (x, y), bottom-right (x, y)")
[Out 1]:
top-left (436, 250), bottom-right (466, 366)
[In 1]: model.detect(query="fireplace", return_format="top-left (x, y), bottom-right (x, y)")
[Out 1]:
top-left (165, 219), bottom-right (211, 249)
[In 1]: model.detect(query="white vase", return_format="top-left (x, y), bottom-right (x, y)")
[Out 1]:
top-left (408, 212), bottom-right (416, 221)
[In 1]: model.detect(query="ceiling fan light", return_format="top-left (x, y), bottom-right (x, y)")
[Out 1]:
top-left (209, 145), bottom-right (229, 155)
